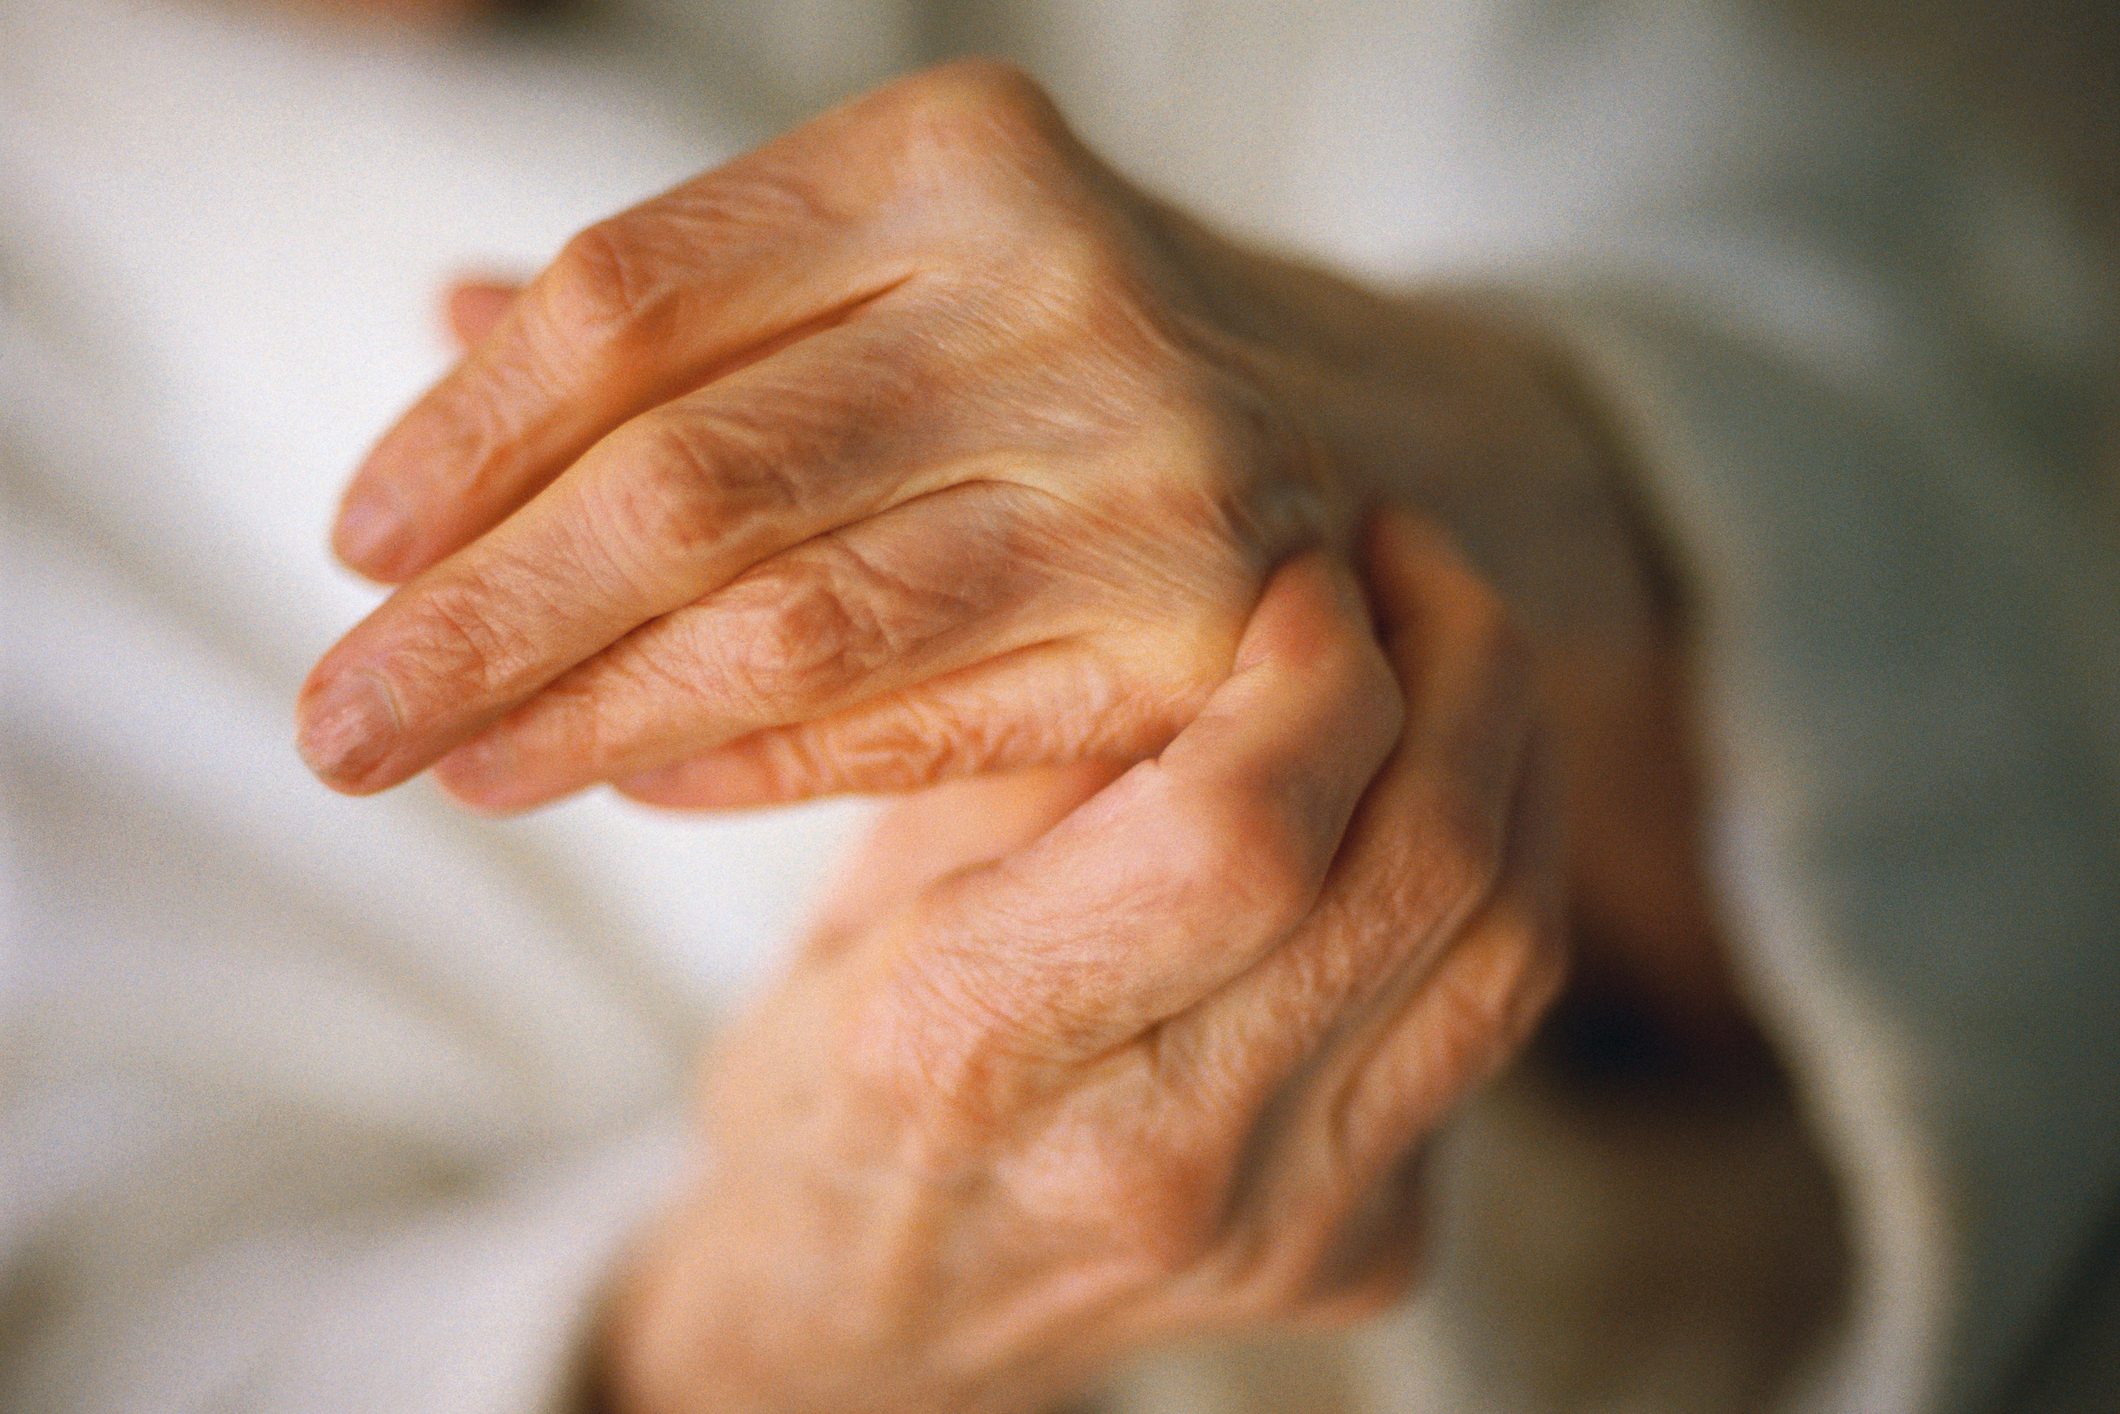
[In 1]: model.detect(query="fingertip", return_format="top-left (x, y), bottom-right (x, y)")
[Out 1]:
top-left (434, 778), bottom-right (539, 818)
top-left (614, 758), bottom-right (743, 811)
top-left (431, 735), bottom-right (546, 817)
top-left (331, 486), bottom-right (417, 583)
top-left (1360, 506), bottom-right (1483, 636)
top-left (441, 276), bottom-right (525, 352)
top-left (1237, 548), bottom-right (1400, 744)
top-left (294, 666), bottom-right (405, 795)
top-left (611, 772), bottom-right (687, 808)
top-left (1233, 548), bottom-right (1372, 677)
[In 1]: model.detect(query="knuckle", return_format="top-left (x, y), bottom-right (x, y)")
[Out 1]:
top-left (513, 669), bottom-right (630, 768)
top-left (592, 408), bottom-right (799, 578)
top-left (1122, 369), bottom-right (1331, 563)
top-left (542, 219), bottom-right (674, 345)
top-left (1082, 1135), bottom-right (1227, 1283)
top-left (934, 56), bottom-right (1053, 113)
top-left (708, 566), bottom-right (868, 714)
top-left (892, 57), bottom-right (1057, 144)
top-left (1065, 629), bottom-right (1224, 762)
top-left (1266, 926), bottom-right (1373, 1042)
top-left (1411, 791), bottom-right (1507, 920)
top-left (707, 532), bottom-right (977, 719)
top-left (1340, 799), bottom-right (1503, 958)
top-left (1429, 943), bottom-right (1537, 1083)
top-left (723, 726), bottom-right (833, 805)
top-left (399, 576), bottom-right (541, 700)
top-left (986, 209), bottom-right (1170, 364)
top-left (1399, 913), bottom-right (1565, 1116)
top-left (1020, 220), bottom-right (1136, 318)
top-left (583, 448), bottom-right (714, 585)
top-left (822, 695), bottom-right (1001, 793)
top-left (881, 59), bottom-right (1068, 204)
top-left (1164, 785), bottom-right (1318, 939)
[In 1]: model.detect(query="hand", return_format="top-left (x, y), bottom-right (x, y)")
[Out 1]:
top-left (296, 59), bottom-right (1648, 815)
top-left (597, 517), bottom-right (1566, 1414)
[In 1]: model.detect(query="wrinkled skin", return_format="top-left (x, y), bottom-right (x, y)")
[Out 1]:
top-left (294, 56), bottom-right (1725, 1413)
top-left (601, 524), bottom-right (1567, 1414)
top-left (295, 60), bottom-right (1659, 817)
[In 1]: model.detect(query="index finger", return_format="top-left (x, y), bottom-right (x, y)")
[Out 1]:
top-left (1157, 509), bottom-right (1543, 1099)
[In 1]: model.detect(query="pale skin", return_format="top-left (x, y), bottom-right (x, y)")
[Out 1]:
top-left (298, 56), bottom-right (1745, 1413)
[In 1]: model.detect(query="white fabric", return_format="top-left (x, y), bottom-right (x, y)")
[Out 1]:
top-left (4, 1), bottom-right (2115, 1410)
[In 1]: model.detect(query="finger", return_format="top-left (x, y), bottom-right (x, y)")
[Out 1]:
top-left (899, 550), bottom-right (1404, 1061)
top-left (1322, 765), bottom-right (1566, 1193)
top-left (442, 277), bottom-right (524, 351)
top-left (1126, 508), bottom-right (1548, 1303)
top-left (611, 632), bottom-right (1192, 811)
top-left (332, 101), bottom-right (929, 583)
top-left (1228, 752), bottom-right (1565, 1299)
top-left (428, 480), bottom-right (1082, 813)
top-left (297, 307), bottom-right (949, 795)
top-left (1285, 1152), bottom-right (1428, 1328)
top-left (1149, 507), bottom-right (1539, 1103)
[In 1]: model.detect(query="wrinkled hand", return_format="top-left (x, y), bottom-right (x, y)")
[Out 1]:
top-left (599, 518), bottom-right (1566, 1414)
top-left (296, 60), bottom-right (1349, 810)
top-left (296, 59), bottom-right (1635, 815)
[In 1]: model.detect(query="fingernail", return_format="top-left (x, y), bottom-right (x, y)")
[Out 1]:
top-left (296, 670), bottom-right (401, 789)
top-left (334, 490), bottom-right (411, 577)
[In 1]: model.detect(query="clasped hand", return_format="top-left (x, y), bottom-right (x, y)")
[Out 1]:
top-left (296, 60), bottom-right (1589, 1411)
top-left (602, 524), bottom-right (1564, 1414)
